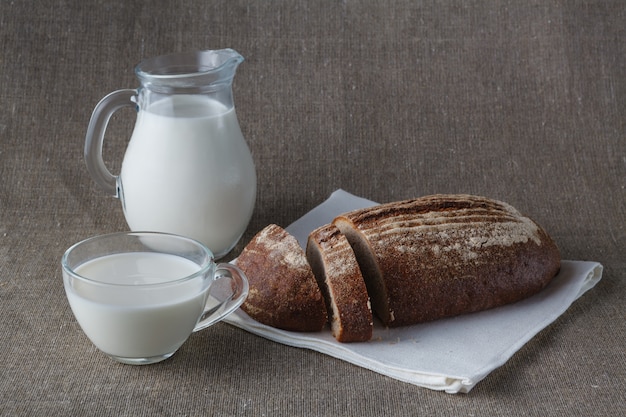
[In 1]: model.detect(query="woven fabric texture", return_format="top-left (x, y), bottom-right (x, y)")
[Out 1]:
top-left (0, 1), bottom-right (624, 415)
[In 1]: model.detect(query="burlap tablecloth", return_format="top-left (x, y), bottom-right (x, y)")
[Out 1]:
top-left (1, 1), bottom-right (624, 415)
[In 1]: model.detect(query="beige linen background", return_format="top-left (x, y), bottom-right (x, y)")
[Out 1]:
top-left (1, 1), bottom-right (624, 415)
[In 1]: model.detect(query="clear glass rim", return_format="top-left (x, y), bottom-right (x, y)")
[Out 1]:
top-left (61, 231), bottom-right (214, 288)
top-left (134, 49), bottom-right (243, 90)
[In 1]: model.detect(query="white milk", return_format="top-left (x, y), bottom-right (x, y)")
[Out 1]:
top-left (120, 95), bottom-right (256, 258)
top-left (66, 252), bottom-right (208, 359)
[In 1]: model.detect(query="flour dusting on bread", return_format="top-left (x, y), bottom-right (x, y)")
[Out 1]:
top-left (236, 195), bottom-right (561, 340)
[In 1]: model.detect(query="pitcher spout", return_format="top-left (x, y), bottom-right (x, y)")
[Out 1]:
top-left (205, 48), bottom-right (244, 85)
top-left (135, 49), bottom-right (244, 93)
top-left (210, 48), bottom-right (244, 73)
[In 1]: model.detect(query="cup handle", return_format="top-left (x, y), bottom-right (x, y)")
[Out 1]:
top-left (193, 263), bottom-right (250, 332)
top-left (84, 89), bottom-right (137, 197)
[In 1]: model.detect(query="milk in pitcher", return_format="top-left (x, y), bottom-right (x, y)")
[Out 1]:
top-left (120, 95), bottom-right (256, 257)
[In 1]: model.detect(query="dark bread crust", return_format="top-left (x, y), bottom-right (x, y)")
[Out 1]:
top-left (334, 194), bottom-right (561, 327)
top-left (307, 224), bottom-right (373, 342)
top-left (236, 224), bottom-right (327, 332)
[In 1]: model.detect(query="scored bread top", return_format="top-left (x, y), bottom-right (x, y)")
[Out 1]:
top-left (334, 194), bottom-right (561, 327)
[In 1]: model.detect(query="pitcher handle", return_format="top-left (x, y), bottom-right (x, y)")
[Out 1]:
top-left (84, 89), bottom-right (137, 197)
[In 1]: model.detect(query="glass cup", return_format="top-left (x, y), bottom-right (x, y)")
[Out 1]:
top-left (61, 232), bottom-right (248, 365)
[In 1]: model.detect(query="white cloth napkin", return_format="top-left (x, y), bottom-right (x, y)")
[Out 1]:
top-left (225, 189), bottom-right (604, 393)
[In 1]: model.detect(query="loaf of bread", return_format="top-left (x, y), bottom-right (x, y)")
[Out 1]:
top-left (307, 224), bottom-right (373, 342)
top-left (236, 224), bottom-right (327, 332)
top-left (333, 194), bottom-right (561, 327)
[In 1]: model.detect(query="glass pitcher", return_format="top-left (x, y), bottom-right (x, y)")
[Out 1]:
top-left (84, 49), bottom-right (256, 259)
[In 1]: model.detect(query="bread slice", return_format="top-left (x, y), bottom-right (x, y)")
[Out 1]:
top-left (333, 194), bottom-right (561, 327)
top-left (236, 224), bottom-right (327, 332)
top-left (307, 224), bottom-right (373, 342)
